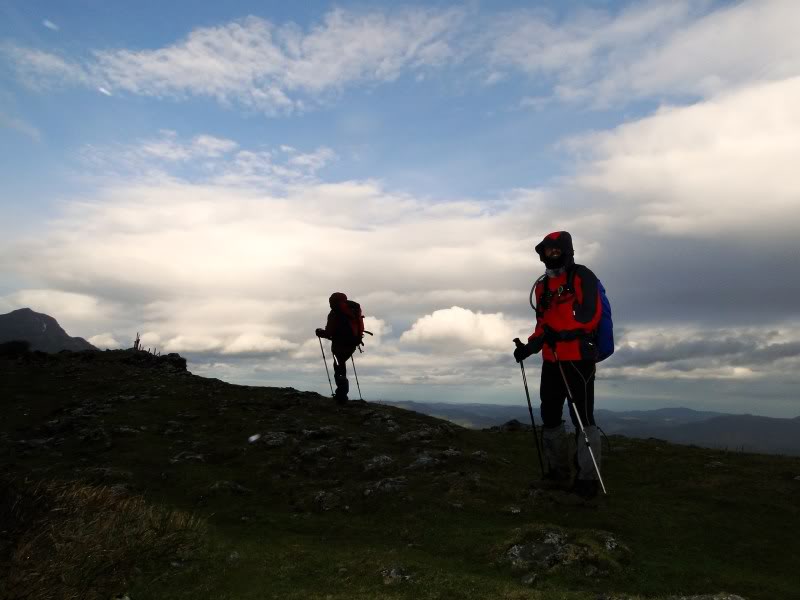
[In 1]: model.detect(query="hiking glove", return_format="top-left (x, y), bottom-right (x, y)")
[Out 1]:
top-left (315, 328), bottom-right (326, 338)
top-left (514, 338), bottom-right (543, 362)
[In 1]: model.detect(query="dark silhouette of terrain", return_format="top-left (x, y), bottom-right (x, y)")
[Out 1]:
top-left (0, 307), bottom-right (97, 352)
top-left (2, 348), bottom-right (799, 599)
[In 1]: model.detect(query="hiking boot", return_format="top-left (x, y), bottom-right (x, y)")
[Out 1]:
top-left (570, 479), bottom-right (600, 499)
top-left (529, 469), bottom-right (572, 491)
top-left (334, 395), bottom-right (349, 406)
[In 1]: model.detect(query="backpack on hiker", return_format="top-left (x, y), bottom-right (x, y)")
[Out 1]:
top-left (341, 299), bottom-right (367, 348)
top-left (595, 280), bottom-right (614, 362)
top-left (531, 266), bottom-right (614, 362)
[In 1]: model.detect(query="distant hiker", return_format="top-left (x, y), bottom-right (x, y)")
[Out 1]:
top-left (316, 293), bottom-right (366, 404)
top-left (513, 231), bottom-right (614, 499)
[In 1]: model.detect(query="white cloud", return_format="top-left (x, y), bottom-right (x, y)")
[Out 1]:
top-left (5, 46), bottom-right (89, 89)
top-left (222, 333), bottom-right (296, 355)
top-left (7, 8), bottom-right (465, 114)
top-left (400, 306), bottom-right (528, 352)
top-left (8, 1), bottom-right (800, 114)
top-left (602, 324), bottom-right (800, 383)
top-left (567, 77), bottom-right (800, 236)
top-left (139, 332), bottom-right (161, 347)
top-left (88, 332), bottom-right (122, 349)
top-left (78, 131), bottom-right (330, 188)
top-left (0, 289), bottom-right (111, 330)
top-left (484, 2), bottom-right (699, 96)
top-left (484, 0), bottom-right (800, 105)
top-left (97, 86), bottom-right (112, 96)
top-left (133, 130), bottom-right (238, 162)
top-left (593, 0), bottom-right (800, 102)
top-left (163, 334), bottom-right (222, 353)
top-left (0, 111), bottom-right (41, 142)
top-left (42, 20), bottom-right (60, 31)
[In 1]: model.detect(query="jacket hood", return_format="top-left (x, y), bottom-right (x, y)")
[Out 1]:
top-left (329, 292), bottom-right (349, 311)
top-left (535, 231), bottom-right (574, 258)
top-left (535, 231), bottom-right (575, 271)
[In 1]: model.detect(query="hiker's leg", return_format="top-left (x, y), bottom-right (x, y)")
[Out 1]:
top-left (539, 360), bottom-right (570, 479)
top-left (564, 361), bottom-right (600, 483)
top-left (332, 351), bottom-right (349, 400)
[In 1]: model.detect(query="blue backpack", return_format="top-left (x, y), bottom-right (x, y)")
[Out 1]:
top-left (596, 281), bottom-right (614, 362)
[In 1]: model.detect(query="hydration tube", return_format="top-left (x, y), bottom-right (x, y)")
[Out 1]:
top-left (529, 275), bottom-right (546, 312)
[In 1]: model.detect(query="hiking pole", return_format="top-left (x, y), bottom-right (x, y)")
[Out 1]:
top-left (351, 355), bottom-right (364, 401)
top-left (317, 336), bottom-right (335, 397)
top-left (513, 338), bottom-right (545, 478)
top-left (553, 348), bottom-right (607, 495)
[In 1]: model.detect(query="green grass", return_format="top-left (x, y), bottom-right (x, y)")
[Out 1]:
top-left (1, 350), bottom-right (799, 600)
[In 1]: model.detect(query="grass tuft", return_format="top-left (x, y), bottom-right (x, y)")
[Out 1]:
top-left (0, 476), bottom-right (206, 600)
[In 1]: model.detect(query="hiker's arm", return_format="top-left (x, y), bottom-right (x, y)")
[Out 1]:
top-left (573, 268), bottom-right (602, 327)
top-left (316, 312), bottom-right (337, 339)
top-left (513, 281), bottom-right (545, 361)
top-left (527, 279), bottom-right (546, 344)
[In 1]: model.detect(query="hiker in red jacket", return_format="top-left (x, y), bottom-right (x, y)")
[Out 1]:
top-left (316, 292), bottom-right (360, 404)
top-left (513, 231), bottom-right (604, 499)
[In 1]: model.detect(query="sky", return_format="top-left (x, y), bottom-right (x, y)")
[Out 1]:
top-left (1, 0), bottom-right (799, 417)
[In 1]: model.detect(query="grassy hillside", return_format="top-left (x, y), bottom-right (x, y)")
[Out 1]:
top-left (1, 350), bottom-right (798, 600)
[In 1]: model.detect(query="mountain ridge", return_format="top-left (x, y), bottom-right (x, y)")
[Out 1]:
top-left (385, 400), bottom-right (800, 456)
top-left (0, 307), bottom-right (97, 352)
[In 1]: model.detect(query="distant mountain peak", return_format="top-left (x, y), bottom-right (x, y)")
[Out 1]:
top-left (0, 307), bottom-right (97, 353)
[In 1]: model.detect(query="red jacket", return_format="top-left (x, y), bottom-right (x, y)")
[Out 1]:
top-left (529, 265), bottom-right (602, 361)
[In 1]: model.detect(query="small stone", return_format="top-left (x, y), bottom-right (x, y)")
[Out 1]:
top-left (210, 480), bottom-right (253, 495)
top-left (381, 566), bottom-right (411, 585)
top-left (363, 455), bottom-right (395, 472)
top-left (543, 531), bottom-right (565, 546)
top-left (521, 573), bottom-right (537, 586)
top-left (313, 490), bottom-right (343, 511)
top-left (302, 426), bottom-right (339, 440)
top-left (169, 451), bottom-right (205, 464)
top-left (364, 477), bottom-right (408, 497)
top-left (227, 551), bottom-right (240, 563)
top-left (407, 453), bottom-right (442, 470)
top-left (503, 506), bottom-right (522, 515)
top-left (258, 432), bottom-right (290, 447)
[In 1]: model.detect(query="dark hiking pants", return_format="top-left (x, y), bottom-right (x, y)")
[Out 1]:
top-left (332, 342), bottom-right (356, 400)
top-left (540, 359), bottom-right (596, 429)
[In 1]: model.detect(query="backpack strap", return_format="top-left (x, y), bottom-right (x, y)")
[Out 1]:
top-left (536, 275), bottom-right (552, 315)
top-left (564, 265), bottom-right (579, 294)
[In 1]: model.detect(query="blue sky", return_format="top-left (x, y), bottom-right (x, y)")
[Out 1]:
top-left (2, 0), bottom-right (800, 417)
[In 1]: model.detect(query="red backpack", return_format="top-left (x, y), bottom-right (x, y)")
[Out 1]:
top-left (344, 300), bottom-right (366, 345)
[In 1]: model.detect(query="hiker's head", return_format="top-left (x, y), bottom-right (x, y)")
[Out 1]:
top-left (535, 231), bottom-right (574, 270)
top-left (329, 292), bottom-right (348, 310)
